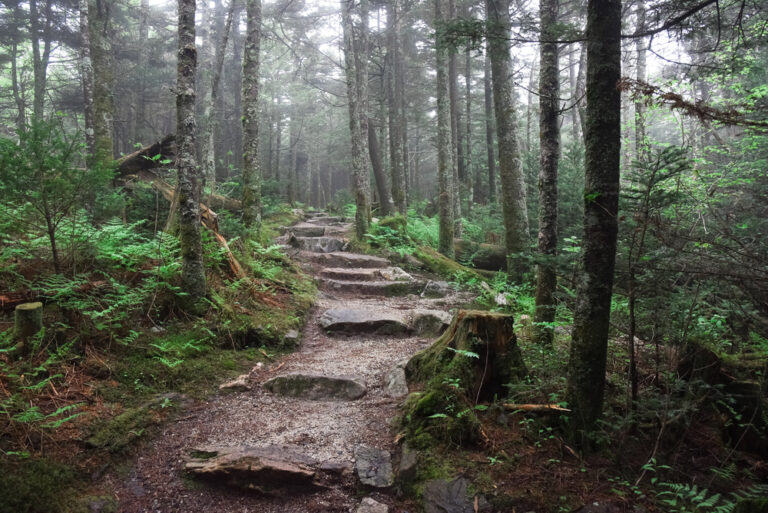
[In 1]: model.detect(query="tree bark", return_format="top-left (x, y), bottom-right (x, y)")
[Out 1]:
top-left (176, 0), bottom-right (207, 312)
top-left (486, 0), bottom-right (530, 278)
top-left (566, 0), bottom-right (622, 442)
top-left (435, 0), bottom-right (454, 258)
top-left (341, 0), bottom-right (371, 239)
top-left (79, 0), bottom-right (95, 158)
top-left (483, 49), bottom-right (496, 203)
top-left (448, 0), bottom-right (462, 238)
top-left (368, 120), bottom-right (395, 216)
top-left (89, 0), bottom-right (115, 166)
top-left (241, 0), bottom-right (262, 230)
top-left (30, 0), bottom-right (53, 121)
top-left (533, 0), bottom-right (560, 345)
top-left (387, 0), bottom-right (407, 215)
top-left (464, 44), bottom-right (473, 211)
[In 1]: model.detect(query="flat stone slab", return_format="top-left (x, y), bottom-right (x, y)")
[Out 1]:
top-left (289, 236), bottom-right (348, 253)
top-left (318, 308), bottom-right (410, 335)
top-left (355, 445), bottom-right (394, 488)
top-left (423, 477), bottom-right (492, 513)
top-left (186, 445), bottom-right (323, 493)
top-left (299, 251), bottom-right (390, 269)
top-left (320, 279), bottom-right (425, 297)
top-left (263, 373), bottom-right (366, 400)
top-left (307, 215), bottom-right (345, 223)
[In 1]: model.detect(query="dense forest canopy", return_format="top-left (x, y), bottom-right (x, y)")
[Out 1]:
top-left (1, 0), bottom-right (767, 511)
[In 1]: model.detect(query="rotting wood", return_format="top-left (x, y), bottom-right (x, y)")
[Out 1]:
top-left (503, 403), bottom-right (571, 414)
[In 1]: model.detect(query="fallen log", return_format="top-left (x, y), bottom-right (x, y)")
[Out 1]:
top-left (503, 403), bottom-right (571, 414)
top-left (116, 137), bottom-right (242, 211)
top-left (453, 239), bottom-right (507, 271)
top-left (115, 135), bottom-right (176, 175)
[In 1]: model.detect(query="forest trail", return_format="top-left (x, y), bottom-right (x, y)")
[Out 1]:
top-left (107, 212), bottom-right (469, 512)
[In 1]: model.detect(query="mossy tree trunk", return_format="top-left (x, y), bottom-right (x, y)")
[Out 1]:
top-left (14, 302), bottom-right (43, 354)
top-left (566, 0), bottom-right (622, 443)
top-left (486, 0), bottom-right (530, 279)
top-left (89, 0), bottom-right (115, 166)
top-left (176, 0), bottom-right (206, 313)
top-left (533, 0), bottom-right (561, 345)
top-left (241, 0), bottom-right (262, 230)
top-left (435, 0), bottom-right (454, 258)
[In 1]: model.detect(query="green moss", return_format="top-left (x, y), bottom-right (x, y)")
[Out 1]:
top-left (86, 401), bottom-right (163, 452)
top-left (377, 215), bottom-right (408, 233)
top-left (413, 246), bottom-right (483, 281)
top-left (0, 457), bottom-right (79, 513)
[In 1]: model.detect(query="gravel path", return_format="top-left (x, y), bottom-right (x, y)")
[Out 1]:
top-left (106, 213), bottom-right (469, 513)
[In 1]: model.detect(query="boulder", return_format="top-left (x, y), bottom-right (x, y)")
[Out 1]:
top-left (385, 366), bottom-right (409, 398)
top-left (408, 309), bottom-right (453, 336)
top-left (420, 281), bottom-right (455, 298)
top-left (355, 497), bottom-right (389, 513)
top-left (263, 373), bottom-right (366, 400)
top-left (422, 477), bottom-right (491, 513)
top-left (354, 445), bottom-right (394, 488)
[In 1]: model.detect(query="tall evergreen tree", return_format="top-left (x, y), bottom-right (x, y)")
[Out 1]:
top-left (435, 0), bottom-right (454, 257)
top-left (486, 0), bottom-right (530, 277)
top-left (533, 0), bottom-right (561, 344)
top-left (241, 0), bottom-right (262, 229)
top-left (566, 0), bottom-right (622, 441)
top-left (176, 0), bottom-right (206, 312)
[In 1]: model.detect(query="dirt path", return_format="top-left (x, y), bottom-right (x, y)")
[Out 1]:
top-left (107, 212), bottom-right (469, 513)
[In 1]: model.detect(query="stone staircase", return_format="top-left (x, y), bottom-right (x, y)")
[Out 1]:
top-left (121, 210), bottom-right (472, 512)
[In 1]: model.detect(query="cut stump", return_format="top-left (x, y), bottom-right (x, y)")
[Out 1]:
top-left (403, 310), bottom-right (526, 446)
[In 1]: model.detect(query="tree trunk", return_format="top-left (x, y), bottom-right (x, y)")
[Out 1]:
top-left (448, 0), bottom-right (462, 238)
top-left (89, 0), bottom-right (115, 166)
top-left (387, 0), bottom-right (407, 215)
top-left (435, 0), bottom-right (454, 258)
top-left (464, 44), bottom-right (473, 211)
top-left (341, 0), bottom-right (371, 239)
top-left (30, 0), bottom-right (53, 120)
top-left (274, 95), bottom-right (282, 184)
top-left (566, 0), bottom-right (622, 442)
top-left (533, 0), bottom-right (560, 345)
top-left (203, 0), bottom-right (235, 198)
top-left (136, 0), bottom-right (149, 143)
top-left (176, 0), bottom-right (207, 312)
top-left (368, 120), bottom-right (395, 215)
top-left (241, 0), bottom-right (262, 230)
top-left (79, 0), bottom-right (95, 158)
top-left (486, 0), bottom-right (530, 278)
top-left (483, 49), bottom-right (496, 204)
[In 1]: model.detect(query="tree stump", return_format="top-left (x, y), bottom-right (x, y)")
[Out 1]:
top-left (402, 310), bottom-right (526, 447)
top-left (14, 302), bottom-right (43, 354)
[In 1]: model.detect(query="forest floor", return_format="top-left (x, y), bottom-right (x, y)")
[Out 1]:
top-left (103, 212), bottom-right (476, 512)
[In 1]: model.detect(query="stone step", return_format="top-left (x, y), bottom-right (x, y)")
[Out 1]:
top-left (318, 308), bottom-right (410, 335)
top-left (280, 223), bottom-right (327, 237)
top-left (298, 251), bottom-right (390, 269)
top-left (318, 266), bottom-right (412, 282)
top-left (186, 445), bottom-right (350, 493)
top-left (307, 215), bottom-right (345, 224)
top-left (303, 211), bottom-right (326, 218)
top-left (263, 373), bottom-right (366, 400)
top-left (289, 235), bottom-right (348, 253)
top-left (317, 307), bottom-right (451, 336)
top-left (320, 278), bottom-right (425, 297)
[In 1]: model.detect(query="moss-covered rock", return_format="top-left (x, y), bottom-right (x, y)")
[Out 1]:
top-left (402, 310), bottom-right (527, 448)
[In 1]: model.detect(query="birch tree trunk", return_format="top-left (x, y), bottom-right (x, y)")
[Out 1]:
top-left (486, 0), bottom-right (530, 278)
top-left (435, 0), bottom-right (454, 258)
top-left (566, 0), bottom-right (622, 442)
top-left (176, 0), bottom-right (206, 312)
top-left (241, 0), bottom-right (262, 229)
top-left (341, 0), bottom-right (371, 239)
top-left (533, 0), bottom-right (560, 345)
